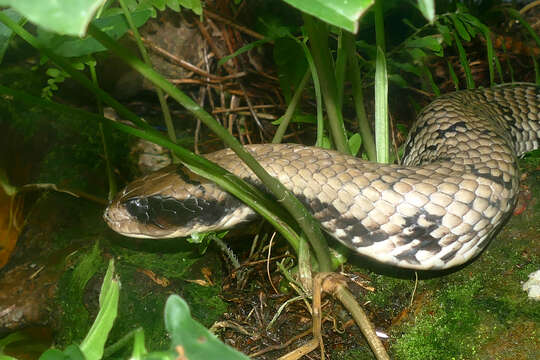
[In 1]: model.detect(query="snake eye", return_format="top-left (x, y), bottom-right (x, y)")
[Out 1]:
top-left (124, 197), bottom-right (150, 224)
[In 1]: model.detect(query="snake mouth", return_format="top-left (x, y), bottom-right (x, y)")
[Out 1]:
top-left (103, 201), bottom-right (177, 239)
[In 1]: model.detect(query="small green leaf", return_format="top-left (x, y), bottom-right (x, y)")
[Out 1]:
top-left (130, 328), bottom-right (147, 359)
top-left (388, 73), bottom-right (408, 88)
top-left (405, 36), bottom-right (442, 53)
top-left (375, 46), bottom-right (389, 164)
top-left (46, 68), bottom-right (62, 77)
top-left (453, 32), bottom-right (475, 89)
top-left (39, 345), bottom-right (85, 360)
top-left (406, 47), bottom-right (427, 62)
top-left (166, 0), bottom-right (180, 12)
top-left (272, 113), bottom-right (316, 125)
top-left (218, 38), bottom-right (272, 67)
top-left (391, 61), bottom-right (421, 76)
top-left (450, 15), bottom-right (470, 41)
top-left (436, 23), bottom-right (452, 45)
top-left (348, 133), bottom-right (362, 156)
top-left (447, 60), bottom-right (460, 90)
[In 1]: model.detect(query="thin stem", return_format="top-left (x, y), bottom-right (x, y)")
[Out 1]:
top-left (374, 46), bottom-right (389, 163)
top-left (303, 15), bottom-right (350, 155)
top-left (272, 69), bottom-right (310, 144)
top-left (374, 0), bottom-right (389, 164)
top-left (89, 60), bottom-right (116, 200)
top-left (335, 285), bottom-right (390, 360)
top-left (344, 32), bottom-right (376, 161)
top-left (294, 37), bottom-right (324, 147)
top-left (374, 0), bottom-right (386, 52)
top-left (334, 29), bottom-right (346, 111)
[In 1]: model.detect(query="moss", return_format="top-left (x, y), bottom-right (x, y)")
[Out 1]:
top-left (390, 162), bottom-right (540, 359)
top-left (101, 246), bottom-right (227, 354)
top-left (334, 346), bottom-right (377, 360)
top-left (106, 264), bottom-right (171, 353)
top-left (364, 273), bottom-right (414, 315)
top-left (113, 246), bottom-right (201, 279)
top-left (392, 277), bottom-right (483, 359)
top-left (182, 282), bottom-right (228, 327)
top-left (55, 243), bottom-right (103, 346)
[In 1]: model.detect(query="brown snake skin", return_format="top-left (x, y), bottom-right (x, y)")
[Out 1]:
top-left (104, 84), bottom-right (540, 270)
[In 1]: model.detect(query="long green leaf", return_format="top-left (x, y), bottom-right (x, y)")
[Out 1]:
top-left (453, 32), bottom-right (475, 89)
top-left (303, 14), bottom-right (350, 155)
top-left (375, 46), bottom-right (389, 163)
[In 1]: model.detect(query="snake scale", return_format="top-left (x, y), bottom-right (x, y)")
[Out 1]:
top-left (104, 84), bottom-right (540, 270)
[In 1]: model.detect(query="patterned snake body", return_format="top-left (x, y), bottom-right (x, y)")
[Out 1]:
top-left (104, 85), bottom-right (540, 270)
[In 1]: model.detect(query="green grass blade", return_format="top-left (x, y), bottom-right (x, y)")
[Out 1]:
top-left (79, 259), bottom-right (120, 360)
top-left (375, 46), bottom-right (389, 164)
top-left (453, 32), bottom-right (475, 89)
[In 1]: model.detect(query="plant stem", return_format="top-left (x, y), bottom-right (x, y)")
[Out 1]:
top-left (334, 285), bottom-right (390, 360)
top-left (334, 29), bottom-right (346, 110)
top-left (374, 0), bottom-right (389, 163)
top-left (89, 60), bottom-right (116, 200)
top-left (294, 37), bottom-right (324, 147)
top-left (344, 32), bottom-right (377, 162)
top-left (303, 15), bottom-right (350, 155)
top-left (272, 69), bottom-right (310, 144)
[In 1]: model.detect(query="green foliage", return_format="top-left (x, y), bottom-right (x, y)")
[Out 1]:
top-left (273, 37), bottom-right (308, 102)
top-left (0, 0), bottom-right (201, 37)
top-left (0, 0), bottom-right (107, 37)
top-left (281, 0), bottom-right (374, 33)
top-left (35, 8), bottom-right (152, 58)
top-left (42, 259), bottom-right (120, 360)
top-left (393, 278), bottom-right (483, 360)
top-left (79, 260), bottom-right (120, 360)
top-left (0, 9), bottom-right (23, 62)
top-left (164, 295), bottom-right (250, 360)
top-left (56, 244), bottom-right (104, 346)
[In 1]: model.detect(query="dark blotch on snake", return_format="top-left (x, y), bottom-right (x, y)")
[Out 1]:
top-left (470, 168), bottom-right (513, 188)
top-left (435, 121), bottom-right (468, 140)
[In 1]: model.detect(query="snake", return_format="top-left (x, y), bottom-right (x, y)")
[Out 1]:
top-left (104, 84), bottom-right (540, 270)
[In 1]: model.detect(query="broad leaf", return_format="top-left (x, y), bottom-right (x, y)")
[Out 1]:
top-left (0, 0), bottom-right (107, 37)
top-left (281, 0), bottom-right (374, 33)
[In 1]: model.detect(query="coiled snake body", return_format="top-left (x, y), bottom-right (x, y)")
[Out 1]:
top-left (104, 84), bottom-right (540, 270)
